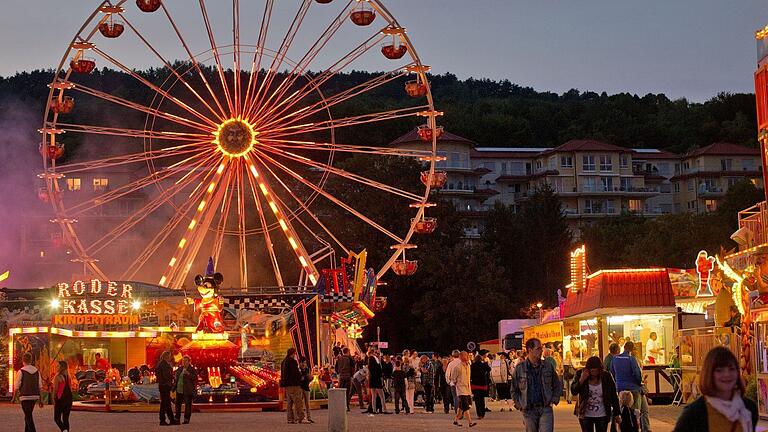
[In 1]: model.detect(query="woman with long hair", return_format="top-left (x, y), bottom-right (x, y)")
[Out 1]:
top-left (570, 356), bottom-right (621, 432)
top-left (52, 360), bottom-right (73, 432)
top-left (673, 346), bottom-right (757, 431)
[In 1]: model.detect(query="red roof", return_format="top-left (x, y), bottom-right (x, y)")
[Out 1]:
top-left (389, 128), bottom-right (476, 147)
top-left (632, 149), bottom-right (679, 159)
top-left (562, 269), bottom-right (675, 318)
top-left (544, 139), bottom-right (629, 154)
top-left (685, 142), bottom-right (760, 158)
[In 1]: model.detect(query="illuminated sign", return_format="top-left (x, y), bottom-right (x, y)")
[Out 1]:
top-left (570, 245), bottom-right (587, 293)
top-left (52, 314), bottom-right (139, 325)
top-left (55, 279), bottom-right (136, 315)
top-left (695, 250), bottom-right (716, 297)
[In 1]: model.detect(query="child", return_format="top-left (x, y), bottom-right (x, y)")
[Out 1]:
top-left (618, 391), bottom-right (640, 432)
top-left (390, 360), bottom-right (409, 414)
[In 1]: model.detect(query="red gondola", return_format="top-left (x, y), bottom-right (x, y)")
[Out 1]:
top-left (381, 44), bottom-right (407, 59)
top-left (50, 96), bottom-right (75, 114)
top-left (350, 7), bottom-right (375, 26)
top-left (315, 0), bottom-right (333, 3)
top-left (391, 259), bottom-right (418, 276)
top-left (405, 80), bottom-right (428, 97)
top-left (99, 22), bottom-right (125, 38)
top-left (412, 217), bottom-right (437, 234)
top-left (40, 143), bottom-right (65, 160)
top-left (70, 58), bottom-right (96, 74)
top-left (417, 125), bottom-right (444, 142)
top-left (420, 170), bottom-right (447, 188)
top-left (136, 0), bottom-right (162, 13)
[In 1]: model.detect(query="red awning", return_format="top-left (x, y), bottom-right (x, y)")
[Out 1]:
top-left (562, 269), bottom-right (675, 318)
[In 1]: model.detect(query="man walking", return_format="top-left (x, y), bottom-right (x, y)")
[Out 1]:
top-left (155, 351), bottom-right (177, 426)
top-left (450, 351), bottom-right (476, 428)
top-left (604, 343), bottom-right (620, 377)
top-left (511, 338), bottom-right (562, 432)
top-left (335, 347), bottom-right (355, 411)
top-left (611, 341), bottom-right (644, 430)
top-left (15, 352), bottom-right (44, 432)
top-left (445, 350), bottom-right (461, 413)
top-left (280, 347), bottom-right (306, 424)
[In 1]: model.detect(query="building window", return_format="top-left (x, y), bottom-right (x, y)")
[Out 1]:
top-left (582, 177), bottom-right (597, 192)
top-left (561, 156), bottom-right (573, 168)
top-left (742, 159), bottom-right (756, 171)
top-left (66, 178), bottom-right (81, 191)
top-left (628, 199), bottom-right (642, 212)
top-left (658, 163), bottom-right (670, 175)
top-left (620, 155), bottom-right (629, 169)
top-left (450, 152), bottom-right (460, 168)
top-left (599, 155), bottom-right (613, 171)
top-left (500, 162), bottom-right (507, 174)
top-left (687, 179), bottom-right (694, 192)
top-left (583, 155), bottom-right (596, 172)
top-left (93, 178), bottom-right (109, 191)
top-left (600, 177), bottom-right (613, 192)
top-left (535, 160), bottom-right (543, 171)
top-left (720, 159), bottom-right (732, 171)
top-left (605, 200), bottom-right (615, 214)
top-left (705, 199), bottom-right (717, 212)
top-left (436, 151), bottom-right (447, 168)
top-left (584, 199), bottom-right (601, 214)
top-left (674, 182), bottom-right (680, 193)
top-left (620, 178), bottom-right (631, 191)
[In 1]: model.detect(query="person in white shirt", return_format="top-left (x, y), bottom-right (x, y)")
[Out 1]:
top-left (15, 352), bottom-right (44, 432)
top-left (445, 350), bottom-right (461, 414)
top-left (451, 351), bottom-right (476, 428)
top-left (645, 332), bottom-right (661, 364)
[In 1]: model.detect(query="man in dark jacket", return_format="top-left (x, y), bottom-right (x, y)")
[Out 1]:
top-left (280, 347), bottom-right (306, 424)
top-left (174, 356), bottom-right (197, 424)
top-left (335, 347), bottom-right (355, 411)
top-left (366, 350), bottom-right (387, 413)
top-left (155, 351), bottom-right (177, 426)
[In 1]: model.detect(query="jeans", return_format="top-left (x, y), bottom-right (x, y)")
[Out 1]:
top-left (174, 393), bottom-right (193, 422)
top-left (450, 385), bottom-right (459, 413)
top-left (423, 384), bottom-right (434, 412)
top-left (638, 393), bottom-right (650, 432)
top-left (21, 400), bottom-right (37, 432)
top-left (579, 416), bottom-right (611, 432)
top-left (442, 385), bottom-right (453, 413)
top-left (522, 406), bottom-right (554, 432)
top-left (159, 385), bottom-right (175, 424)
top-left (394, 388), bottom-right (409, 413)
top-left (563, 377), bottom-right (573, 403)
top-left (284, 386), bottom-right (305, 422)
top-left (369, 387), bottom-right (386, 412)
top-left (472, 390), bottom-right (486, 418)
top-left (352, 380), bottom-right (365, 408)
top-left (54, 400), bottom-right (72, 431)
top-left (338, 376), bottom-right (352, 409)
top-left (302, 389), bottom-right (312, 421)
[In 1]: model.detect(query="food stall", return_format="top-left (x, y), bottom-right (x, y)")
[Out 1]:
top-left (562, 267), bottom-right (677, 401)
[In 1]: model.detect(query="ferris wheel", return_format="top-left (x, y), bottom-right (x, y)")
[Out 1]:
top-left (39, 0), bottom-right (444, 289)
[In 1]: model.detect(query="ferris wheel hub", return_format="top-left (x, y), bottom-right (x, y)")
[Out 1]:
top-left (213, 118), bottom-right (258, 158)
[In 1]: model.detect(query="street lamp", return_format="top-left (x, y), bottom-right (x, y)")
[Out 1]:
top-left (536, 302), bottom-right (543, 322)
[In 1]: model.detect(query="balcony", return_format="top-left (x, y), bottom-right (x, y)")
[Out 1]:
top-left (698, 186), bottom-right (725, 197)
top-left (558, 187), bottom-right (658, 197)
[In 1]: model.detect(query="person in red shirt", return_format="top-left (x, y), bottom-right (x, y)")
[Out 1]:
top-left (94, 353), bottom-right (111, 372)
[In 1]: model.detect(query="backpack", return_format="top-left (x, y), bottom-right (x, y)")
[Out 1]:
top-left (490, 359), bottom-right (509, 384)
top-left (619, 406), bottom-right (639, 432)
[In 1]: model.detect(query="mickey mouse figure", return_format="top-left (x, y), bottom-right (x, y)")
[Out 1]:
top-left (187, 257), bottom-right (225, 333)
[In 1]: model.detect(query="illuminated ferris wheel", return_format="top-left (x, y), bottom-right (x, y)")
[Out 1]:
top-left (39, 0), bottom-right (443, 289)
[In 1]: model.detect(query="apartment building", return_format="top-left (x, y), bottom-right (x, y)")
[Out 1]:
top-left (390, 130), bottom-right (764, 235)
top-left (671, 142), bottom-right (762, 213)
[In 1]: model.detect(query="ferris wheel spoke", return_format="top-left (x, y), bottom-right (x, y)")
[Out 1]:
top-left (250, 31), bottom-right (388, 126)
top-left (244, 162), bottom-right (284, 286)
top-left (243, 153), bottom-right (319, 285)
top-left (256, 154), bottom-right (351, 257)
top-left (232, 0), bottom-right (241, 118)
top-left (263, 138), bottom-right (432, 159)
top-left (242, 0), bottom-right (274, 122)
top-left (52, 122), bottom-right (210, 144)
top-left (257, 65), bottom-right (410, 132)
top-left (245, 0), bottom-right (354, 123)
top-left (263, 105), bottom-right (429, 138)
top-left (160, 2), bottom-right (229, 120)
top-left (121, 156), bottom-right (222, 280)
top-left (162, 160), bottom-right (232, 288)
top-left (235, 162), bottom-right (248, 286)
top-left (259, 145), bottom-right (423, 202)
top-left (86, 157), bottom-right (214, 256)
top-left (50, 140), bottom-right (207, 175)
top-left (253, 149), bottom-right (405, 244)
top-left (89, 47), bottom-right (220, 130)
top-left (245, 0), bottom-right (313, 120)
top-left (199, 0), bottom-right (235, 117)
top-left (70, 81), bottom-right (214, 133)
top-left (117, 12), bottom-right (226, 124)
top-left (210, 162), bottom-right (237, 269)
top-left (66, 151), bottom-right (216, 217)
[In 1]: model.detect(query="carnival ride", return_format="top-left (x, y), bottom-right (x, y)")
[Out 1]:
top-left (39, 0), bottom-right (444, 290)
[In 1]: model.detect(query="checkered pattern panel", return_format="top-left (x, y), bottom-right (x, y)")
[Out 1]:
top-left (319, 293), bottom-right (354, 303)
top-left (223, 297), bottom-right (291, 310)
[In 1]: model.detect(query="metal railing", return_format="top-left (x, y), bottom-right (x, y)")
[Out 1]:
top-left (738, 201), bottom-right (768, 247)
